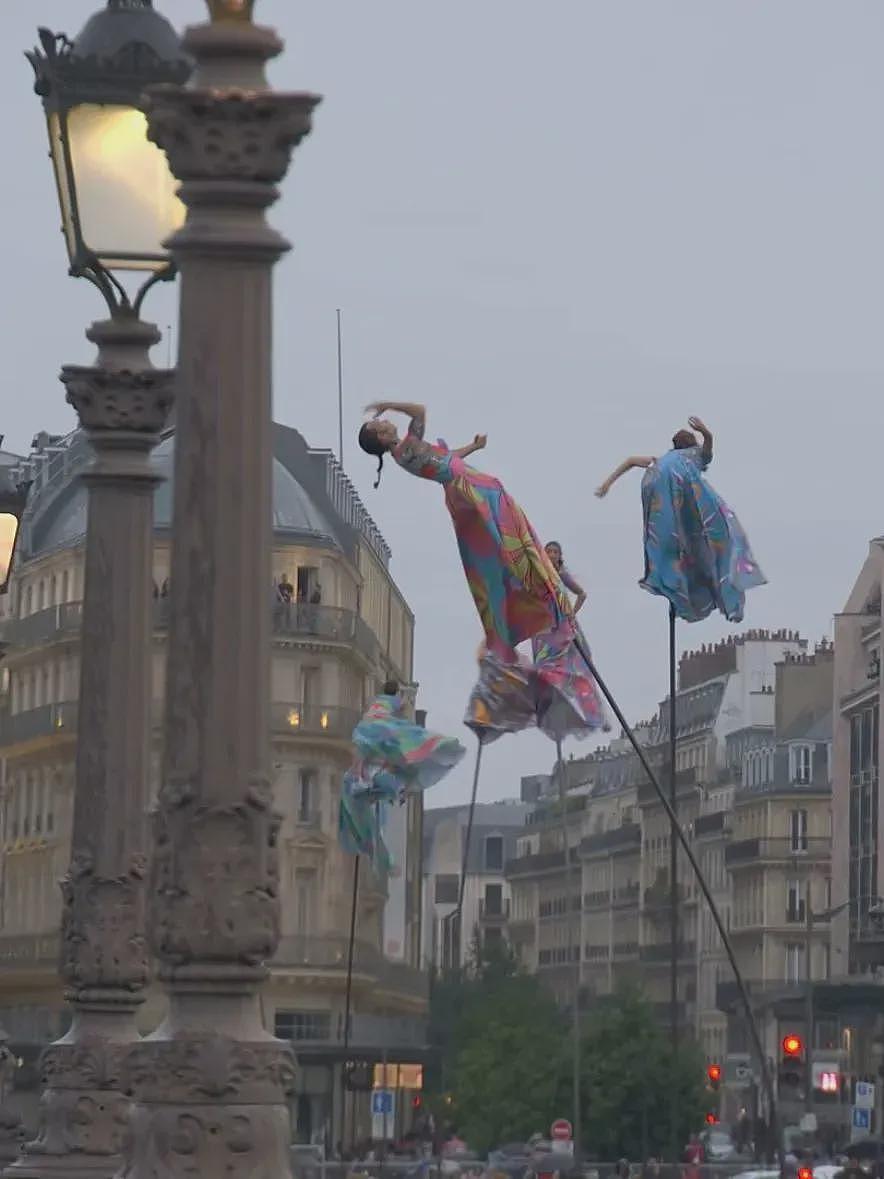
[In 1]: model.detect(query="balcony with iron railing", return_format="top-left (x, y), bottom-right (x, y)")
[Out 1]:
top-left (0, 599), bottom-right (385, 670)
top-left (643, 881), bottom-right (690, 912)
top-left (725, 836), bottom-right (830, 867)
top-left (478, 898), bottom-right (510, 923)
top-left (0, 700), bottom-right (361, 751)
top-left (505, 848), bottom-right (569, 877)
top-left (272, 704), bottom-right (361, 741)
top-left (0, 702), bottom-right (79, 747)
top-left (639, 940), bottom-right (696, 963)
top-left (0, 931), bottom-right (428, 1003)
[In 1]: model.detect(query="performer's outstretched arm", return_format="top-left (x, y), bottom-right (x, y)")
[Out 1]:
top-left (595, 455), bottom-right (655, 498)
top-left (689, 415), bottom-right (713, 463)
top-left (365, 400), bottom-right (425, 425)
top-left (452, 434), bottom-right (487, 459)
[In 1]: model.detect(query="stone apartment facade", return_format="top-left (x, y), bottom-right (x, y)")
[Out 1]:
top-left (0, 423), bottom-right (426, 1146)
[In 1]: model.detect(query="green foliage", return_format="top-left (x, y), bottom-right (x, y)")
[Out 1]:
top-left (578, 988), bottom-right (708, 1160)
top-left (428, 948), bottom-right (707, 1159)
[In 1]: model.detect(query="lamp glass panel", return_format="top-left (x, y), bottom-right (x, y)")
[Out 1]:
top-left (67, 104), bottom-right (184, 270)
top-left (0, 513), bottom-right (19, 589)
top-left (48, 112), bottom-right (78, 264)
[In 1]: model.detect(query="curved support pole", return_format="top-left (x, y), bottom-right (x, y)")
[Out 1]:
top-left (573, 633), bottom-right (781, 1165)
top-left (454, 740), bottom-right (485, 955)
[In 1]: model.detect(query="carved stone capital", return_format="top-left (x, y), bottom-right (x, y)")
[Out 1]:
top-left (124, 1036), bottom-right (296, 1106)
top-left (149, 779), bottom-right (281, 970)
top-left (61, 368), bottom-right (175, 439)
top-left (60, 856), bottom-right (149, 1000)
top-left (144, 88), bottom-right (319, 185)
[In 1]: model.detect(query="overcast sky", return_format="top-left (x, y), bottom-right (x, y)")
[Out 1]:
top-left (6, 1), bottom-right (884, 806)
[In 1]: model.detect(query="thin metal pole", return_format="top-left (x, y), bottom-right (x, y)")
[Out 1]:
top-left (342, 855), bottom-right (360, 1152)
top-left (572, 633), bottom-right (781, 1165)
top-left (668, 604), bottom-right (679, 1161)
top-left (455, 741), bottom-right (485, 962)
top-left (336, 308), bottom-right (344, 464)
top-left (804, 879), bottom-right (814, 1116)
top-left (555, 737), bottom-right (582, 1159)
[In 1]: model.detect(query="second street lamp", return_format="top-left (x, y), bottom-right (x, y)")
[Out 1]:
top-left (10, 4), bottom-right (187, 1178)
top-left (0, 453), bottom-right (31, 594)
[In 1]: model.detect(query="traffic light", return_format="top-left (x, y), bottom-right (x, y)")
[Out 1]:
top-left (705, 1112), bottom-right (718, 1125)
top-left (797, 1167), bottom-right (813, 1179)
top-left (779, 1034), bottom-right (804, 1089)
top-left (411, 1095), bottom-right (423, 1111)
top-left (707, 1064), bottom-right (722, 1090)
top-left (782, 1034), bottom-right (804, 1058)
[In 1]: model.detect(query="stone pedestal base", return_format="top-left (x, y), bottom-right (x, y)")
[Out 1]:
top-left (120, 1033), bottom-right (296, 1179)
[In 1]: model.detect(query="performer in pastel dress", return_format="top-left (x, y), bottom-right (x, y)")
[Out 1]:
top-left (347, 680), bottom-right (465, 804)
top-left (339, 681), bottom-right (464, 870)
top-left (532, 542), bottom-right (606, 739)
top-left (595, 416), bottom-right (765, 624)
top-left (358, 401), bottom-right (571, 658)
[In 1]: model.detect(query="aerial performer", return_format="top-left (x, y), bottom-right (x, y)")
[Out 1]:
top-left (357, 401), bottom-right (571, 658)
top-left (532, 541), bottom-right (607, 740)
top-left (338, 680), bottom-right (463, 1058)
top-left (594, 415), bottom-right (765, 623)
top-left (339, 680), bottom-right (465, 866)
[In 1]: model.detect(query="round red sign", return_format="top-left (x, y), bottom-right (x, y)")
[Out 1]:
top-left (550, 1120), bottom-right (572, 1141)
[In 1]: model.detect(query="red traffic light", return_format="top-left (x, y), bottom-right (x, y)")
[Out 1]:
top-left (707, 1064), bottom-right (722, 1085)
top-left (797, 1167), bottom-right (813, 1179)
top-left (705, 1113), bottom-right (718, 1125)
top-left (782, 1034), bottom-right (804, 1058)
top-left (411, 1095), bottom-right (423, 1110)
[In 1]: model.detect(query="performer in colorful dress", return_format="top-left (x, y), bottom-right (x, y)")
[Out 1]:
top-left (595, 416), bottom-right (765, 624)
top-left (340, 681), bottom-right (464, 870)
top-left (358, 401), bottom-right (571, 658)
top-left (532, 542), bottom-right (606, 739)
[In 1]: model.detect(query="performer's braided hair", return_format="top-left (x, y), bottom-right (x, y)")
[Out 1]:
top-left (357, 422), bottom-right (388, 488)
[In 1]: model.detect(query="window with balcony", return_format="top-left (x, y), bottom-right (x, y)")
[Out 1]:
top-left (274, 1011), bottom-right (331, 1042)
top-left (790, 745), bottom-right (812, 786)
top-left (787, 880), bottom-right (806, 924)
top-left (295, 869), bottom-right (317, 934)
top-left (790, 809), bottom-right (808, 853)
top-left (434, 875), bottom-right (459, 904)
top-left (298, 769), bottom-right (317, 824)
top-left (297, 567), bottom-right (319, 602)
top-left (485, 835), bottom-right (504, 872)
top-left (484, 883), bottom-right (503, 916)
top-left (785, 942), bottom-right (805, 984)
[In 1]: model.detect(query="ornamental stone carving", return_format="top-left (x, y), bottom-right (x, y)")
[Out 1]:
top-left (60, 856), bottom-right (149, 996)
top-left (120, 1103), bottom-right (294, 1179)
top-left (149, 780), bottom-right (281, 968)
top-left (123, 1037), bottom-right (296, 1106)
top-left (19, 1083), bottom-right (131, 1160)
top-left (144, 89), bottom-right (319, 185)
top-left (61, 368), bottom-right (175, 437)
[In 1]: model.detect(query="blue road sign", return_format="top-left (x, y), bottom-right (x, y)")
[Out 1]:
top-left (852, 1107), bottom-right (872, 1132)
top-left (371, 1090), bottom-right (394, 1117)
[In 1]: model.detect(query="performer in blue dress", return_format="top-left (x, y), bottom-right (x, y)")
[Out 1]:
top-left (595, 416), bottom-right (765, 623)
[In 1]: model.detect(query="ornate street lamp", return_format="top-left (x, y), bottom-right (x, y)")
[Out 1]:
top-left (27, 0), bottom-right (190, 317)
top-left (8, 5), bottom-right (185, 1177)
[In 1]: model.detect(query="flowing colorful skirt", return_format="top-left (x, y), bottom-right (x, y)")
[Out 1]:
top-left (464, 649), bottom-right (538, 745)
top-left (532, 621), bottom-right (607, 741)
top-left (351, 711), bottom-right (465, 798)
top-left (641, 462), bottom-right (766, 624)
top-left (442, 462), bottom-right (572, 656)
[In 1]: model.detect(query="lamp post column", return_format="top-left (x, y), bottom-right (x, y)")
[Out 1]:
top-left (6, 314), bottom-right (173, 1179)
top-left (122, 7), bottom-right (320, 1177)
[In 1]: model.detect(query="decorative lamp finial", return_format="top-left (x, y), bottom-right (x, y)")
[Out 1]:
top-left (206, 0), bottom-right (255, 21)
